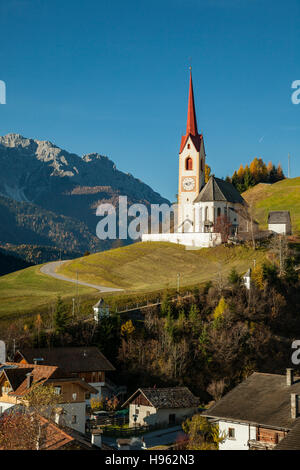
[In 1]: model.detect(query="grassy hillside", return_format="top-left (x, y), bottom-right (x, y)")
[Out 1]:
top-left (57, 241), bottom-right (267, 292)
top-left (0, 264), bottom-right (97, 320)
top-left (242, 177), bottom-right (300, 232)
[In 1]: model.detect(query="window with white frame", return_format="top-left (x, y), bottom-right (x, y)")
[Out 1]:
top-left (54, 386), bottom-right (62, 395)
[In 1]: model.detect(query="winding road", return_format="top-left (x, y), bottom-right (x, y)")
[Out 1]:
top-left (40, 260), bottom-right (123, 293)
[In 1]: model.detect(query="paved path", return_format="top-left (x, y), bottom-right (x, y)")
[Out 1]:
top-left (102, 425), bottom-right (186, 449)
top-left (40, 260), bottom-right (123, 293)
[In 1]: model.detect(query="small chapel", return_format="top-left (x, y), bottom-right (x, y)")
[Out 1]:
top-left (142, 70), bottom-right (249, 248)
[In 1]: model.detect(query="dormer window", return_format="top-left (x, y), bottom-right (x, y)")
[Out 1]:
top-left (185, 157), bottom-right (193, 171)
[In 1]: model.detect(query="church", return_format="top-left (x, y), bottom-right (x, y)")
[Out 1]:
top-left (142, 71), bottom-right (248, 248)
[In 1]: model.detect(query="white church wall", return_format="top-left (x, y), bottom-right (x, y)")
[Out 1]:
top-left (142, 232), bottom-right (222, 248)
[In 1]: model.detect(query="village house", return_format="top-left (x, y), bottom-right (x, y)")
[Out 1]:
top-left (202, 369), bottom-right (300, 450)
top-left (0, 405), bottom-right (104, 450)
top-left (268, 211), bottom-right (292, 235)
top-left (93, 298), bottom-right (110, 323)
top-left (13, 347), bottom-right (122, 402)
top-left (0, 362), bottom-right (97, 434)
top-left (122, 387), bottom-right (199, 428)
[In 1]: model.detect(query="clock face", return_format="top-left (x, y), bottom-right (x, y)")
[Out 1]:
top-left (182, 177), bottom-right (195, 191)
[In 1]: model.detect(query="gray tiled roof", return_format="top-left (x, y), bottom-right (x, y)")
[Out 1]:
top-left (268, 211), bottom-right (291, 224)
top-left (202, 372), bottom-right (300, 430)
top-left (275, 419), bottom-right (300, 450)
top-left (124, 387), bottom-right (199, 409)
top-left (16, 347), bottom-right (115, 372)
top-left (194, 176), bottom-right (245, 204)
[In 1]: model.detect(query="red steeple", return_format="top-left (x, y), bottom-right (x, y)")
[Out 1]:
top-left (179, 69), bottom-right (202, 153)
top-left (186, 70), bottom-right (198, 136)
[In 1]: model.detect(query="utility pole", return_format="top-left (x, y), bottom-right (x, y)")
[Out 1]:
top-left (177, 273), bottom-right (180, 292)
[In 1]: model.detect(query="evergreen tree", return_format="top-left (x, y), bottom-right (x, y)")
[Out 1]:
top-left (228, 268), bottom-right (241, 285)
top-left (54, 296), bottom-right (68, 334)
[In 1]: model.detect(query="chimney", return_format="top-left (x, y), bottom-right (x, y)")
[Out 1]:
top-left (0, 340), bottom-right (6, 364)
top-left (33, 358), bottom-right (44, 365)
top-left (291, 393), bottom-right (298, 419)
top-left (287, 368), bottom-right (294, 386)
top-left (26, 372), bottom-right (33, 389)
top-left (91, 430), bottom-right (102, 448)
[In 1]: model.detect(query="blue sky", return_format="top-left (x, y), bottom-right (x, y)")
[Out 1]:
top-left (0, 0), bottom-right (299, 201)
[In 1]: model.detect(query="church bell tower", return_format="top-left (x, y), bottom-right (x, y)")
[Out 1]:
top-left (178, 69), bottom-right (206, 232)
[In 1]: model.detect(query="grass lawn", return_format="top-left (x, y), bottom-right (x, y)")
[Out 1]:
top-left (0, 264), bottom-right (97, 321)
top-left (243, 177), bottom-right (300, 232)
top-left (57, 241), bottom-right (267, 292)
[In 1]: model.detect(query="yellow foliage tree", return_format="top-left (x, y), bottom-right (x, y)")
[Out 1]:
top-left (205, 164), bottom-right (211, 183)
top-left (213, 297), bottom-right (228, 320)
top-left (182, 415), bottom-right (226, 450)
top-left (90, 396), bottom-right (104, 411)
top-left (252, 264), bottom-right (264, 290)
top-left (237, 164), bottom-right (245, 180)
top-left (121, 319), bottom-right (135, 337)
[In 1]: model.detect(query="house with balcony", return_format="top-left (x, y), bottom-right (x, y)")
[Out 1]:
top-left (202, 369), bottom-right (300, 450)
top-left (0, 362), bottom-right (97, 434)
top-left (13, 347), bottom-right (125, 402)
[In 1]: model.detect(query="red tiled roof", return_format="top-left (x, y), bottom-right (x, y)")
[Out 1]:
top-left (38, 415), bottom-right (74, 450)
top-left (3, 362), bottom-right (97, 396)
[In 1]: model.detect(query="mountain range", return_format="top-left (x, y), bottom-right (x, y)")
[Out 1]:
top-left (0, 133), bottom-right (169, 266)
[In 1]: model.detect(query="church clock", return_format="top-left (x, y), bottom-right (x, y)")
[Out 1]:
top-left (182, 177), bottom-right (195, 191)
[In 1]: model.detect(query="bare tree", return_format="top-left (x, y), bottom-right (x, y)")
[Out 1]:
top-left (269, 234), bottom-right (289, 276)
top-left (207, 379), bottom-right (226, 401)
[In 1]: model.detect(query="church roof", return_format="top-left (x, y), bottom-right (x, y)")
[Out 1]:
top-left (179, 70), bottom-right (203, 153)
top-left (194, 176), bottom-right (245, 204)
top-left (186, 71), bottom-right (198, 136)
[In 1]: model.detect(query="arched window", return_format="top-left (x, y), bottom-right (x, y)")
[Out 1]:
top-left (185, 157), bottom-right (193, 171)
top-left (217, 207), bottom-right (221, 218)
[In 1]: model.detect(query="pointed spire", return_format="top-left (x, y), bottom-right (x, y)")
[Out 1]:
top-left (186, 68), bottom-right (198, 136)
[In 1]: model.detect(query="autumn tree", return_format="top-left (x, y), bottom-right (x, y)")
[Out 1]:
top-left (182, 415), bottom-right (226, 450)
top-left (213, 297), bottom-right (229, 322)
top-left (0, 384), bottom-right (63, 450)
top-left (205, 164), bottom-right (211, 183)
top-left (0, 411), bottom-right (40, 450)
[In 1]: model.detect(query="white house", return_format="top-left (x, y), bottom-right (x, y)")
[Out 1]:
top-left (242, 268), bottom-right (251, 291)
top-left (122, 387), bottom-right (199, 428)
top-left (202, 369), bottom-right (300, 450)
top-left (93, 298), bottom-right (110, 323)
top-left (268, 211), bottom-right (292, 235)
